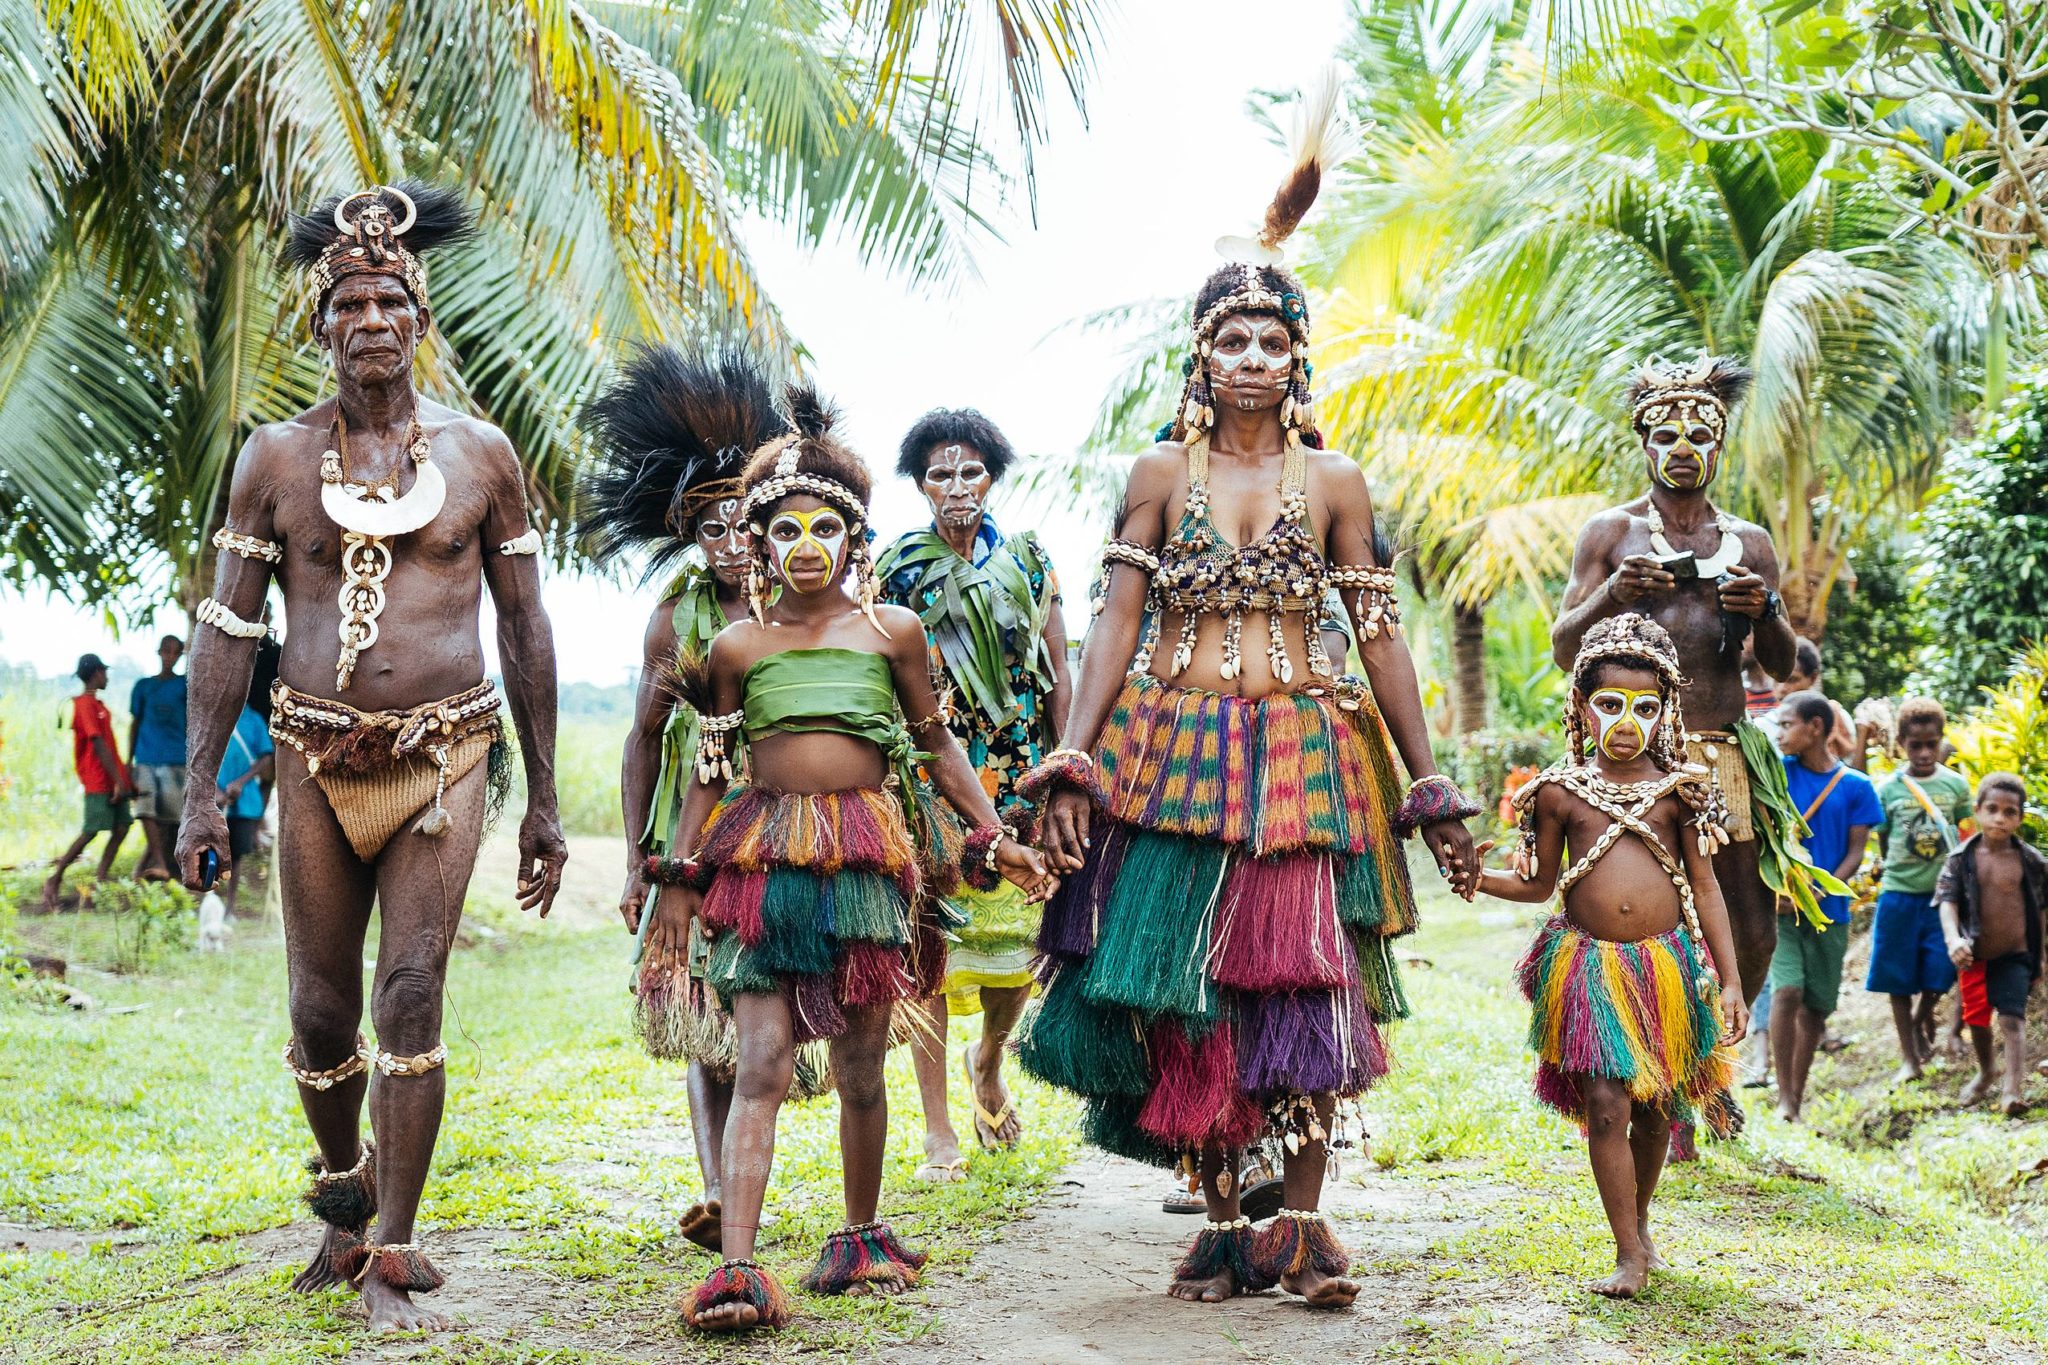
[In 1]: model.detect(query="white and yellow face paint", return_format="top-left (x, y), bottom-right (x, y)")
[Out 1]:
top-left (764, 506), bottom-right (848, 591)
top-left (1588, 687), bottom-right (1665, 760)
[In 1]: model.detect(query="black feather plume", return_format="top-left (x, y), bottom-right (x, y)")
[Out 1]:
top-left (578, 343), bottom-right (784, 580)
top-left (783, 382), bottom-right (839, 439)
top-left (280, 179), bottom-right (477, 272)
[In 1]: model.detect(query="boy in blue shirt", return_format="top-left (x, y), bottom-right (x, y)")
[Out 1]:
top-left (214, 701), bottom-right (275, 918)
top-left (128, 633), bottom-right (188, 880)
top-left (1771, 692), bottom-right (1882, 1121)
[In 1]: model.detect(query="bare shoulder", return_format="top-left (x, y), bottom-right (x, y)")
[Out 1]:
top-left (873, 601), bottom-right (925, 644)
top-left (1305, 448), bottom-right (1371, 497)
top-left (706, 619), bottom-right (766, 677)
top-left (1574, 504), bottom-right (1639, 558)
top-left (1128, 441), bottom-right (1188, 492)
top-left (1727, 512), bottom-right (1779, 559)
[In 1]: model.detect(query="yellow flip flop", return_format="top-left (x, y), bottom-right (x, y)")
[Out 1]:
top-left (962, 1042), bottom-right (1018, 1150)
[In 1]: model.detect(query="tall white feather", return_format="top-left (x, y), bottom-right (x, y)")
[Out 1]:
top-left (1214, 62), bottom-right (1364, 264)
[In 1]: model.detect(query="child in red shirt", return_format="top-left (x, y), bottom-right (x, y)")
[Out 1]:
top-left (41, 653), bottom-right (134, 910)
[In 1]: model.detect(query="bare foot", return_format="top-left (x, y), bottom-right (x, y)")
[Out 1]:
top-left (1168, 1265), bottom-right (1240, 1304)
top-left (38, 877), bottom-right (61, 914)
top-left (1775, 1103), bottom-right (1799, 1125)
top-left (2002, 1093), bottom-right (2028, 1118)
top-left (1665, 1122), bottom-right (1697, 1164)
top-left (965, 1040), bottom-right (1022, 1149)
top-left (692, 1299), bottom-right (759, 1332)
top-left (1958, 1073), bottom-right (1993, 1106)
top-left (1638, 1221), bottom-right (1668, 1273)
top-left (678, 1199), bottom-right (722, 1254)
top-left (1890, 1061), bottom-right (1923, 1086)
top-left (842, 1270), bottom-right (917, 1298)
top-left (361, 1276), bottom-right (452, 1333)
top-left (290, 1224), bottom-right (352, 1293)
top-left (1590, 1255), bottom-right (1651, 1299)
top-left (1280, 1266), bottom-right (1361, 1309)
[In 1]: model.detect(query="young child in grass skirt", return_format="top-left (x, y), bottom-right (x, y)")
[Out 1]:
top-left (578, 344), bottom-right (830, 1258)
top-left (1018, 69), bottom-right (1484, 1312)
top-left (1476, 613), bottom-right (1748, 1300)
top-left (643, 367), bottom-right (1057, 1334)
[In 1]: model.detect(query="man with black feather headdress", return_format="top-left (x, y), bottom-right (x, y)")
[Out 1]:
top-left (579, 342), bottom-right (828, 1257)
top-left (175, 182), bottom-right (566, 1333)
top-left (1553, 353), bottom-right (1845, 1158)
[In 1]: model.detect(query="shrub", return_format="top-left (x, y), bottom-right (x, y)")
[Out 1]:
top-left (1820, 535), bottom-right (1929, 705)
top-left (1444, 729), bottom-right (1560, 835)
top-left (1944, 640), bottom-right (2048, 844)
top-left (92, 880), bottom-right (195, 974)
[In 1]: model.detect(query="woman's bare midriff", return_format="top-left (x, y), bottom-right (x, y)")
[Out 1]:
top-left (747, 728), bottom-right (887, 794)
top-left (1145, 607), bottom-right (1320, 700)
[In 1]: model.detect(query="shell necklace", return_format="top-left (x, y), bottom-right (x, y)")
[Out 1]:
top-left (1644, 499), bottom-right (1742, 577)
top-left (321, 411), bottom-right (445, 688)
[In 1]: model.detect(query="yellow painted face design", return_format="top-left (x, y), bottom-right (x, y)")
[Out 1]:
top-left (766, 507), bottom-right (848, 589)
top-left (1589, 687), bottom-right (1665, 760)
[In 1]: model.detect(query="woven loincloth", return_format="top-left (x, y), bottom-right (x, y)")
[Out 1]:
top-left (1683, 729), bottom-right (1753, 842)
top-left (272, 680), bottom-right (504, 860)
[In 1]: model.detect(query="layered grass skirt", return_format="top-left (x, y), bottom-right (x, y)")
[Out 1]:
top-left (1017, 675), bottom-right (1417, 1167)
top-left (1515, 914), bottom-right (1740, 1138)
top-left (695, 784), bottom-right (960, 1044)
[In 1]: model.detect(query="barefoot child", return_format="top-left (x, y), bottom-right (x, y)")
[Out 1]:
top-left (1938, 772), bottom-right (2046, 1116)
top-left (1478, 614), bottom-right (1747, 1299)
top-left (645, 375), bottom-right (1055, 1333)
top-left (1866, 698), bottom-right (1972, 1083)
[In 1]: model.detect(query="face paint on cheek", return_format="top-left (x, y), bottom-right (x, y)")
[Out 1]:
top-left (1589, 688), bottom-right (1664, 759)
top-left (768, 510), bottom-right (848, 588)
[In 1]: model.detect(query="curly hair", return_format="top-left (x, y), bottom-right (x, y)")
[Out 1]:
top-left (1977, 771), bottom-right (2027, 808)
top-left (896, 408), bottom-right (1015, 483)
top-left (1897, 696), bottom-right (1947, 736)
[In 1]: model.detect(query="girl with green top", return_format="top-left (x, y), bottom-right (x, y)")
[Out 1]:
top-left (580, 344), bottom-right (825, 1258)
top-left (645, 378), bottom-right (1055, 1333)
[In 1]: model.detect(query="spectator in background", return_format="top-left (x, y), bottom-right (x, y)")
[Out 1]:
top-left (214, 684), bottom-right (275, 919)
top-left (1760, 637), bottom-right (1858, 764)
top-left (1741, 647), bottom-right (1778, 719)
top-left (128, 633), bottom-right (188, 881)
top-left (41, 654), bottom-right (134, 910)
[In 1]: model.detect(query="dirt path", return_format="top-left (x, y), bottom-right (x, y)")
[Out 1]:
top-left (897, 1154), bottom-right (1624, 1365)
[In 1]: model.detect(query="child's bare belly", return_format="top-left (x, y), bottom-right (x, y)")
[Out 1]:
top-left (749, 730), bottom-right (888, 794)
top-left (1561, 839), bottom-right (1683, 942)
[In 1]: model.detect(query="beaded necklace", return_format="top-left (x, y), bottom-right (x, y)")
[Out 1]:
top-left (321, 411), bottom-right (443, 689)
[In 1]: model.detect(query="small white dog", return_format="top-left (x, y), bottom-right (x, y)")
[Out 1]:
top-left (197, 890), bottom-right (229, 952)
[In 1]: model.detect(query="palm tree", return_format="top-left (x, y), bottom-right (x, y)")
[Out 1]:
top-left (0, 0), bottom-right (1105, 615)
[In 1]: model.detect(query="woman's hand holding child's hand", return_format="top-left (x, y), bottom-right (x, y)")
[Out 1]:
top-left (997, 838), bottom-right (1061, 904)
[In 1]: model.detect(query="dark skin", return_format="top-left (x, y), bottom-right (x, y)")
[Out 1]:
top-left (1476, 663), bottom-right (1748, 1298)
top-left (1044, 310), bottom-right (1474, 1310)
top-left (131, 636), bottom-right (185, 880)
top-left (1769, 709), bottom-right (1871, 1123)
top-left (649, 494), bottom-right (1054, 1332)
top-left (174, 270), bottom-right (566, 1334)
top-left (1553, 433), bottom-right (1796, 1016)
top-left (904, 438), bottom-right (1075, 1171)
top-left (1941, 788), bottom-right (2031, 1113)
top-left (617, 496), bottom-right (751, 1252)
top-left (41, 666), bottom-right (134, 910)
top-left (1878, 722), bottom-right (1951, 1083)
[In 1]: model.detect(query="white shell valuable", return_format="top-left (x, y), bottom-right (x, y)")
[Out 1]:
top-left (320, 458), bottom-right (446, 538)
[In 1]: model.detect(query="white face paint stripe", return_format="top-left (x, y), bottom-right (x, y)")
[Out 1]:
top-left (768, 508), bottom-right (847, 587)
top-left (1589, 687), bottom-right (1665, 759)
top-left (1211, 319), bottom-right (1292, 373)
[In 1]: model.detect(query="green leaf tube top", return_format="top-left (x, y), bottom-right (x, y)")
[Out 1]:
top-left (742, 648), bottom-right (920, 793)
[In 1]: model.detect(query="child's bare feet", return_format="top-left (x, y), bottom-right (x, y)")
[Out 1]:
top-left (1167, 1265), bottom-right (1241, 1304)
top-left (1590, 1253), bottom-right (1651, 1299)
top-left (38, 876), bottom-right (62, 913)
top-left (2002, 1088), bottom-right (2028, 1118)
top-left (1637, 1219), bottom-right (1668, 1272)
top-left (1280, 1265), bottom-right (1361, 1309)
top-left (1775, 1101), bottom-right (1799, 1125)
top-left (678, 1199), bottom-right (722, 1253)
top-left (1958, 1073), bottom-right (1993, 1106)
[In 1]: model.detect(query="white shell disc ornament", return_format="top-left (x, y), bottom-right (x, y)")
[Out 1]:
top-left (320, 455), bottom-right (446, 537)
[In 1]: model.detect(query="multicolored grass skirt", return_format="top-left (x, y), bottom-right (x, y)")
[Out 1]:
top-left (942, 880), bottom-right (1039, 1016)
top-left (633, 920), bottom-right (830, 1098)
top-left (1515, 914), bottom-right (1740, 1138)
top-left (697, 784), bottom-right (956, 1043)
top-left (1018, 675), bottom-right (1416, 1167)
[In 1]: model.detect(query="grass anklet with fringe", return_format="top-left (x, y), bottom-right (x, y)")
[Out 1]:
top-left (1173, 1215), bottom-right (1274, 1294)
top-left (1252, 1208), bottom-right (1351, 1284)
top-left (302, 1141), bottom-right (376, 1232)
top-left (682, 1258), bottom-right (793, 1330)
top-left (800, 1219), bottom-right (928, 1296)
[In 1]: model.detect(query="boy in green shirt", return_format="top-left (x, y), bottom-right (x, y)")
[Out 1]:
top-left (1865, 698), bottom-right (1974, 1083)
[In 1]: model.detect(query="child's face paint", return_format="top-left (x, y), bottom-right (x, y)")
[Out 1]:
top-left (765, 504), bottom-right (848, 593)
top-left (1588, 686), bottom-right (1665, 760)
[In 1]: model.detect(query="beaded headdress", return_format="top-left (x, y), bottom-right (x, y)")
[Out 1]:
top-left (1624, 352), bottom-right (1755, 440)
top-left (281, 181), bottom-right (475, 322)
top-left (578, 343), bottom-right (783, 581)
top-left (1166, 67), bottom-right (1358, 447)
top-left (1565, 613), bottom-right (1691, 770)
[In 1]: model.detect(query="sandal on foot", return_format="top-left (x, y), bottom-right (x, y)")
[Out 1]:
top-left (914, 1156), bottom-right (968, 1183)
top-left (962, 1043), bottom-right (1018, 1150)
top-left (683, 1258), bottom-right (792, 1331)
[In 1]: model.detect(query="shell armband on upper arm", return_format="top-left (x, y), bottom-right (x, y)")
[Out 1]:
top-left (498, 528), bottom-right (543, 556)
top-left (212, 527), bottom-right (282, 563)
top-left (1100, 539), bottom-right (1161, 576)
top-left (196, 597), bottom-right (268, 639)
top-left (1328, 564), bottom-right (1401, 638)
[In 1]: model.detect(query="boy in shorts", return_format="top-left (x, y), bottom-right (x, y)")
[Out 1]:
top-left (1769, 692), bottom-right (1881, 1121)
top-left (1937, 772), bottom-right (2046, 1115)
top-left (41, 654), bottom-right (134, 910)
top-left (1866, 698), bottom-right (1973, 1083)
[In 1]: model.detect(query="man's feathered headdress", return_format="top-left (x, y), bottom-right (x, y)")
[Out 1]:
top-left (1625, 352), bottom-right (1754, 437)
top-left (280, 180), bottom-right (475, 320)
top-left (578, 343), bottom-right (785, 581)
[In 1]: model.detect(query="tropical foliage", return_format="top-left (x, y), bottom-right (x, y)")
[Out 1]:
top-left (0, 0), bottom-right (1104, 614)
top-left (1908, 369), bottom-right (2048, 710)
top-left (1945, 639), bottom-right (2048, 842)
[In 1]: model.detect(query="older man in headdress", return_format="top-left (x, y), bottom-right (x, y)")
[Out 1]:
top-left (1553, 355), bottom-right (1844, 1156)
top-left (177, 182), bottom-right (566, 1332)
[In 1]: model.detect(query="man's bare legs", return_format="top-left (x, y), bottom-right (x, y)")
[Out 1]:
top-left (909, 994), bottom-right (965, 1179)
top-left (1168, 1144), bottom-right (1246, 1303)
top-left (1770, 987), bottom-right (1827, 1122)
top-left (1888, 994), bottom-right (1927, 1083)
top-left (966, 984), bottom-right (1028, 1147)
top-left (1670, 838), bottom-right (1768, 1160)
top-left (677, 1062), bottom-right (734, 1251)
top-left (1583, 1077), bottom-right (1654, 1298)
top-left (694, 992), bottom-right (795, 1333)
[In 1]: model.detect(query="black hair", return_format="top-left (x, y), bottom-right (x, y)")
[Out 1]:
top-left (1191, 262), bottom-right (1310, 332)
top-left (1781, 690), bottom-right (1835, 729)
top-left (896, 408), bottom-right (1016, 483)
top-left (1792, 637), bottom-right (1823, 678)
top-left (1978, 771), bottom-right (2027, 808)
top-left (1898, 696), bottom-right (1947, 736)
top-left (744, 383), bottom-right (873, 517)
top-left (75, 654), bottom-right (104, 682)
top-left (280, 180), bottom-right (477, 274)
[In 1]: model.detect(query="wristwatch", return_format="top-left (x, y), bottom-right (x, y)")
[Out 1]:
top-left (1758, 588), bottom-right (1782, 624)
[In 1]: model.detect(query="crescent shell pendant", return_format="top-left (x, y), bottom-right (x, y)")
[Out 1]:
top-left (320, 458), bottom-right (446, 537)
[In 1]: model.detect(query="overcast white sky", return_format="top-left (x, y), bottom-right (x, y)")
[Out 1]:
top-left (0, 0), bottom-right (1349, 687)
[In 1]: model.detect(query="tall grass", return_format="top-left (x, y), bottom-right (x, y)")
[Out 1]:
top-left (0, 667), bottom-right (86, 866)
